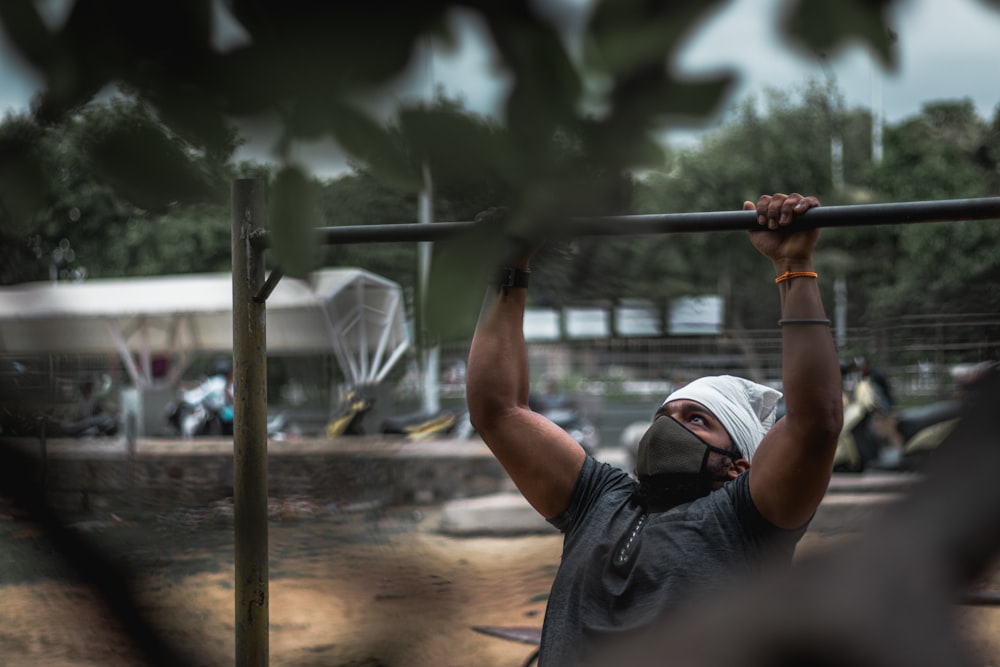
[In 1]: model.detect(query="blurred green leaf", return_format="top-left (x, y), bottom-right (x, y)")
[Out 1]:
top-left (595, 71), bottom-right (733, 168)
top-left (0, 0), bottom-right (54, 73)
top-left (228, 2), bottom-right (448, 88)
top-left (398, 106), bottom-right (518, 192)
top-left (425, 223), bottom-right (510, 343)
top-left (0, 134), bottom-right (49, 236)
top-left (480, 7), bottom-right (582, 147)
top-left (269, 165), bottom-right (320, 279)
top-left (82, 111), bottom-right (214, 211)
top-left (639, 74), bottom-right (736, 121)
top-left (36, 0), bottom-right (214, 122)
top-left (782, 0), bottom-right (899, 70)
top-left (205, 45), bottom-right (286, 117)
top-left (320, 101), bottom-right (420, 192)
top-left (132, 84), bottom-right (239, 161)
top-left (585, 0), bottom-right (727, 76)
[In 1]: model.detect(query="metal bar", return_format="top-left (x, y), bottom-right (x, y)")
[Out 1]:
top-left (572, 196), bottom-right (1000, 236)
top-left (959, 591), bottom-right (1000, 607)
top-left (374, 340), bottom-right (411, 384)
top-left (232, 178), bottom-right (269, 667)
top-left (253, 269), bottom-right (284, 304)
top-left (249, 197), bottom-right (1000, 247)
top-left (104, 318), bottom-right (146, 389)
top-left (139, 317), bottom-right (152, 386)
top-left (368, 289), bottom-right (400, 382)
top-left (355, 281), bottom-right (369, 382)
top-left (317, 297), bottom-right (362, 386)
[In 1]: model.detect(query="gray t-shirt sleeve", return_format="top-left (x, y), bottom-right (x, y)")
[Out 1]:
top-left (725, 472), bottom-right (810, 555)
top-left (547, 456), bottom-right (634, 534)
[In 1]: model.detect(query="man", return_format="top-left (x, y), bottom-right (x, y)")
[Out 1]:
top-left (466, 193), bottom-right (843, 666)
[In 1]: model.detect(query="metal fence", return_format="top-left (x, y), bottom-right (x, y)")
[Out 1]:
top-left (435, 312), bottom-right (1000, 405)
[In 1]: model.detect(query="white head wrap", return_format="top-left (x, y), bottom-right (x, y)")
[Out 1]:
top-left (661, 375), bottom-right (782, 461)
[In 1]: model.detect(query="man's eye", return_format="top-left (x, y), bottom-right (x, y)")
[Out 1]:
top-left (689, 415), bottom-right (706, 425)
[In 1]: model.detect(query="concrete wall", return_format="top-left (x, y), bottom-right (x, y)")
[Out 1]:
top-left (12, 438), bottom-right (511, 515)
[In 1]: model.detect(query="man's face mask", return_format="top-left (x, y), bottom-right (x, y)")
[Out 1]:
top-left (636, 415), bottom-right (742, 478)
top-left (632, 416), bottom-right (742, 510)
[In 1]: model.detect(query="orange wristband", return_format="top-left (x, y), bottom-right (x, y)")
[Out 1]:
top-left (775, 271), bottom-right (818, 284)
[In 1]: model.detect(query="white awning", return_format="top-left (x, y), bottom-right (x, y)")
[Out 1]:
top-left (0, 269), bottom-right (410, 388)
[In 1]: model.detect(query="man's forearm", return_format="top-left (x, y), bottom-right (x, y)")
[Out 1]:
top-left (466, 282), bottom-right (531, 431)
top-left (775, 259), bottom-right (843, 438)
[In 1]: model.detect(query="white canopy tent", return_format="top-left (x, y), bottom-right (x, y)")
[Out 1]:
top-left (0, 268), bottom-right (411, 388)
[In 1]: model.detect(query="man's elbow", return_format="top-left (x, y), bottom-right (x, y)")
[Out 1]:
top-left (467, 401), bottom-right (521, 442)
top-left (466, 387), bottom-right (506, 434)
top-left (812, 399), bottom-right (844, 444)
top-left (467, 403), bottom-right (490, 434)
top-left (787, 399), bottom-right (843, 445)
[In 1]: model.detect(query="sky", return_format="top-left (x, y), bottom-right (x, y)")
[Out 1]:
top-left (419, 0), bottom-right (1000, 147)
top-left (1, 0), bottom-right (999, 176)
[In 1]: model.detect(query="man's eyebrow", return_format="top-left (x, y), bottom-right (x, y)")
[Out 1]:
top-left (687, 406), bottom-right (722, 425)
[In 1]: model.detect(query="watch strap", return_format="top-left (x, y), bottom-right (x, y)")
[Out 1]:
top-left (497, 267), bottom-right (530, 291)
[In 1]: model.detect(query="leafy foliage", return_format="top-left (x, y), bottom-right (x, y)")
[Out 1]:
top-left (4, 0), bottom-right (995, 340)
top-left (0, 98), bottom-right (238, 283)
top-left (860, 99), bottom-right (1000, 319)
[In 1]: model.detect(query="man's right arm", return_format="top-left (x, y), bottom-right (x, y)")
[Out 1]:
top-left (745, 194), bottom-right (844, 529)
top-left (466, 259), bottom-right (586, 520)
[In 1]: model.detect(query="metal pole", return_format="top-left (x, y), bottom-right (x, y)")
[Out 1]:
top-left (834, 276), bottom-right (847, 350)
top-left (247, 197), bottom-right (1000, 248)
top-left (232, 178), bottom-right (269, 667)
top-left (418, 162), bottom-right (440, 414)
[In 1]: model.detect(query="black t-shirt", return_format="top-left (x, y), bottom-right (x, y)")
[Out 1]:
top-left (539, 456), bottom-right (808, 666)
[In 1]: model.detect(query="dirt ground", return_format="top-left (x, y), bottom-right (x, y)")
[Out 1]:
top-left (2, 498), bottom-right (1000, 667)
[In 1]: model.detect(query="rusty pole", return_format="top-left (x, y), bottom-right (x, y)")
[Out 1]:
top-left (231, 178), bottom-right (269, 667)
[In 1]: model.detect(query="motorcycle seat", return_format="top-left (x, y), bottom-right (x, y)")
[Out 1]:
top-left (896, 400), bottom-right (962, 442)
top-left (382, 409), bottom-right (455, 434)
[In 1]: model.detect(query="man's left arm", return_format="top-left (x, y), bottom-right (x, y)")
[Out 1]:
top-left (746, 193), bottom-right (844, 529)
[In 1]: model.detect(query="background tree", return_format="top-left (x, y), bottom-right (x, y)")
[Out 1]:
top-left (859, 99), bottom-right (1000, 322)
top-left (628, 80), bottom-right (879, 332)
top-left (0, 97), bottom-right (243, 283)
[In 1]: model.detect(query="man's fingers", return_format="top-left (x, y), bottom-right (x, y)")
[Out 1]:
top-left (765, 194), bottom-right (785, 229)
top-left (795, 195), bottom-right (821, 212)
top-left (755, 195), bottom-right (771, 226)
top-left (779, 193), bottom-right (803, 225)
top-left (753, 193), bottom-right (821, 231)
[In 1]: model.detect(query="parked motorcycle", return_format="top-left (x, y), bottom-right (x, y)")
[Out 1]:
top-left (51, 411), bottom-right (120, 438)
top-left (324, 388), bottom-right (374, 438)
top-left (381, 408), bottom-right (462, 441)
top-left (833, 376), bottom-right (886, 472)
top-left (165, 374), bottom-right (234, 438)
top-left (51, 375), bottom-right (120, 438)
top-left (895, 399), bottom-right (962, 470)
top-left (834, 376), bottom-right (964, 473)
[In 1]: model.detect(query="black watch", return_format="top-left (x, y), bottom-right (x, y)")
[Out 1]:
top-left (496, 267), bottom-right (530, 291)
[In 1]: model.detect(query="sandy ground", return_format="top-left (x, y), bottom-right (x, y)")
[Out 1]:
top-left (2, 499), bottom-right (1000, 667)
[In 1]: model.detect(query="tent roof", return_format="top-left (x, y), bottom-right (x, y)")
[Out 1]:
top-left (0, 269), bottom-right (410, 387)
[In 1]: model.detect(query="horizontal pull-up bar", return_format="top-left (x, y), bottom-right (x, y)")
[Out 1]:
top-left (250, 197), bottom-right (1000, 248)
